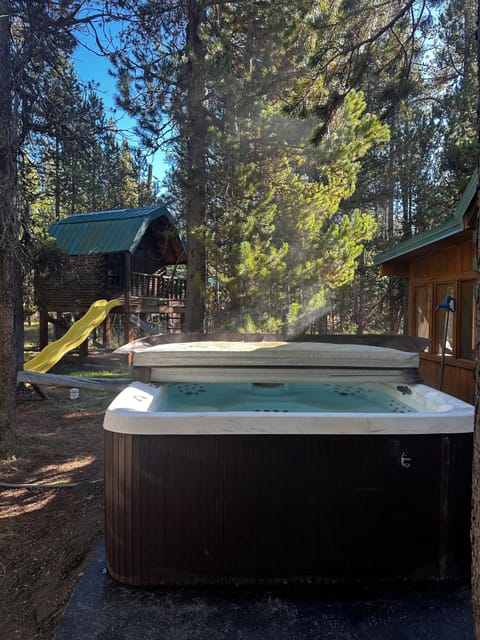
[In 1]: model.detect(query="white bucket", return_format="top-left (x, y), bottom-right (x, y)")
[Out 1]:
top-left (69, 388), bottom-right (79, 400)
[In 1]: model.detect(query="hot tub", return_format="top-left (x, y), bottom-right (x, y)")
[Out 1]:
top-left (104, 340), bottom-right (473, 586)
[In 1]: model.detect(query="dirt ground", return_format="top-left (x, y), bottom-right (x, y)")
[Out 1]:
top-left (0, 354), bottom-right (125, 640)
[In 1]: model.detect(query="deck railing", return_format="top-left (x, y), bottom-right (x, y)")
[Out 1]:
top-left (130, 272), bottom-right (186, 300)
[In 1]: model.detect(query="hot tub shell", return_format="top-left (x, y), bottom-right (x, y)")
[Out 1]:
top-left (104, 341), bottom-right (473, 586)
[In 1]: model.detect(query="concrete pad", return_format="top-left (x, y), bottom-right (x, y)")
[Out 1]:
top-left (55, 541), bottom-right (474, 640)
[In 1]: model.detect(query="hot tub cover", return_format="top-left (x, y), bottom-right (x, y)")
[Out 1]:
top-left (133, 341), bottom-right (419, 369)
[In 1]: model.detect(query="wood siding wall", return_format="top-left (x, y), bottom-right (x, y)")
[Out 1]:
top-left (408, 234), bottom-right (475, 280)
top-left (419, 356), bottom-right (475, 405)
top-left (37, 245), bottom-right (185, 314)
top-left (406, 231), bottom-right (476, 404)
top-left (36, 254), bottom-right (105, 311)
top-left (132, 227), bottom-right (166, 274)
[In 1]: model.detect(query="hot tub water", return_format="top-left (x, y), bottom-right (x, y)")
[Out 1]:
top-left (162, 381), bottom-right (416, 413)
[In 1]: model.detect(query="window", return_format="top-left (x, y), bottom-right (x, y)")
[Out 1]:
top-left (414, 286), bottom-right (431, 343)
top-left (413, 279), bottom-right (476, 361)
top-left (435, 283), bottom-right (456, 356)
top-left (106, 254), bottom-right (123, 287)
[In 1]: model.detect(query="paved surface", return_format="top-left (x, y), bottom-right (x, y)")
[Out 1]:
top-left (55, 541), bottom-right (474, 640)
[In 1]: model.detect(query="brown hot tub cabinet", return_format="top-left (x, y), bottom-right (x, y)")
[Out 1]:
top-left (103, 341), bottom-right (473, 586)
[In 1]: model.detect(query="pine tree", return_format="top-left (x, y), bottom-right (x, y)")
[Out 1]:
top-left (107, 0), bottom-right (211, 330)
top-left (291, 0), bottom-right (476, 335)
top-left (0, 1), bottom-right (119, 437)
top-left (434, 0), bottom-right (477, 190)
top-left (106, 1), bottom-right (397, 332)
top-left (215, 91), bottom-right (388, 332)
top-left (0, 0), bottom-right (93, 436)
top-left (0, 0), bottom-right (19, 437)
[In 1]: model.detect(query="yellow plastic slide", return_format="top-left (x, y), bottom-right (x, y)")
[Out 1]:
top-left (24, 299), bottom-right (122, 374)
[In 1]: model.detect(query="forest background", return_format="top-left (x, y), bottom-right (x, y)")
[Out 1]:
top-left (6, 0), bottom-right (477, 338)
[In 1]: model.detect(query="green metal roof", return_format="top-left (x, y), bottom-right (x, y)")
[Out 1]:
top-left (374, 173), bottom-right (478, 266)
top-left (49, 206), bottom-right (183, 256)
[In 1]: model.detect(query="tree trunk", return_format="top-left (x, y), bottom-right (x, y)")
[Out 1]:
top-left (183, 0), bottom-right (207, 333)
top-left (55, 130), bottom-right (61, 219)
top-left (0, 0), bottom-right (18, 437)
top-left (471, 2), bottom-right (480, 633)
top-left (472, 181), bottom-right (480, 638)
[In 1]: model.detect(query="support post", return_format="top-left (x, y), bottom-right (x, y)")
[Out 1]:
top-left (79, 338), bottom-right (88, 358)
top-left (123, 252), bottom-right (133, 346)
top-left (39, 309), bottom-right (49, 349)
top-left (103, 314), bottom-right (112, 348)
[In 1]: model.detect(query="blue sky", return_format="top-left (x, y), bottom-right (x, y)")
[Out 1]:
top-left (73, 35), bottom-right (169, 186)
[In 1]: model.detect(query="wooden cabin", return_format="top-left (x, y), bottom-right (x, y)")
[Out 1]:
top-left (36, 206), bottom-right (187, 349)
top-left (374, 174), bottom-right (477, 404)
